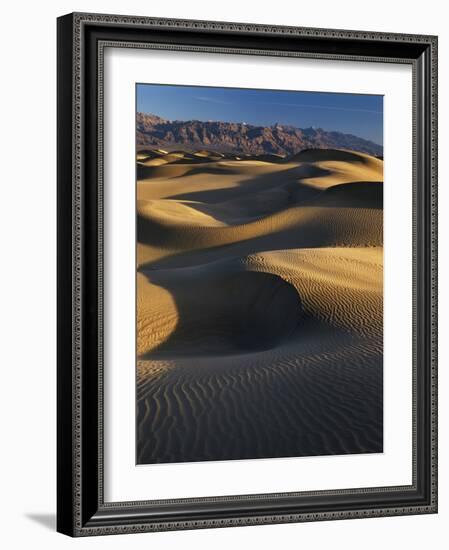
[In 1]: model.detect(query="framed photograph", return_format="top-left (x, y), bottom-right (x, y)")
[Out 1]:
top-left (57, 12), bottom-right (438, 536)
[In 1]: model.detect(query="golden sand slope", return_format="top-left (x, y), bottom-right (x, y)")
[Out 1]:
top-left (136, 148), bottom-right (384, 464)
top-left (137, 247), bottom-right (381, 355)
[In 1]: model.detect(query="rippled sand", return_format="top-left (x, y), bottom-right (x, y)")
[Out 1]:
top-left (136, 148), bottom-right (383, 464)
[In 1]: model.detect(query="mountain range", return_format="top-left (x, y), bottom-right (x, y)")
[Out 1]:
top-left (136, 112), bottom-right (383, 157)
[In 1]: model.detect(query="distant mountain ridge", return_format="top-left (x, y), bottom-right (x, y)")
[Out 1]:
top-left (136, 112), bottom-right (383, 157)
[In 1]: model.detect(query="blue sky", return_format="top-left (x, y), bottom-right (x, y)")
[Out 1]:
top-left (137, 84), bottom-right (383, 145)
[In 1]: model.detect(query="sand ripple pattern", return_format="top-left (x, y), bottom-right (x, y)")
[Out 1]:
top-left (136, 148), bottom-right (383, 464)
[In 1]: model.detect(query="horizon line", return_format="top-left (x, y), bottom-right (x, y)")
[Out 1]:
top-left (137, 111), bottom-right (383, 147)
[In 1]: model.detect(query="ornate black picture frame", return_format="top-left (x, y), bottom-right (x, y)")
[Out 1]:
top-left (57, 12), bottom-right (438, 536)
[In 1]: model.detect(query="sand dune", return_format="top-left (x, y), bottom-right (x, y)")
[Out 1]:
top-left (138, 266), bottom-right (302, 356)
top-left (138, 247), bottom-right (381, 355)
top-left (136, 148), bottom-right (383, 464)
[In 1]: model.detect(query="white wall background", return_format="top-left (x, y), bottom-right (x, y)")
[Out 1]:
top-left (0, 1), bottom-right (446, 547)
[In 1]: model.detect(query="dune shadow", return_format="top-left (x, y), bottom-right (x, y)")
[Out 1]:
top-left (137, 181), bottom-right (383, 262)
top-left (182, 181), bottom-right (320, 224)
top-left (170, 165), bottom-right (243, 177)
top-left (139, 270), bottom-right (302, 359)
top-left (288, 148), bottom-right (379, 164)
top-left (137, 161), bottom-right (242, 181)
top-left (135, 150), bottom-right (384, 465)
top-left (139, 209), bottom-right (382, 272)
top-left (165, 164), bottom-right (329, 204)
top-left (176, 180), bottom-right (382, 225)
top-left (311, 181), bottom-right (383, 209)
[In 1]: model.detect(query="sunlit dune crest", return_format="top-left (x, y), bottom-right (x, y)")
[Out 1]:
top-left (136, 147), bottom-right (384, 464)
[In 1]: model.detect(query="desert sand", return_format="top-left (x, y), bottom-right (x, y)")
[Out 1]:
top-left (136, 148), bottom-right (383, 464)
